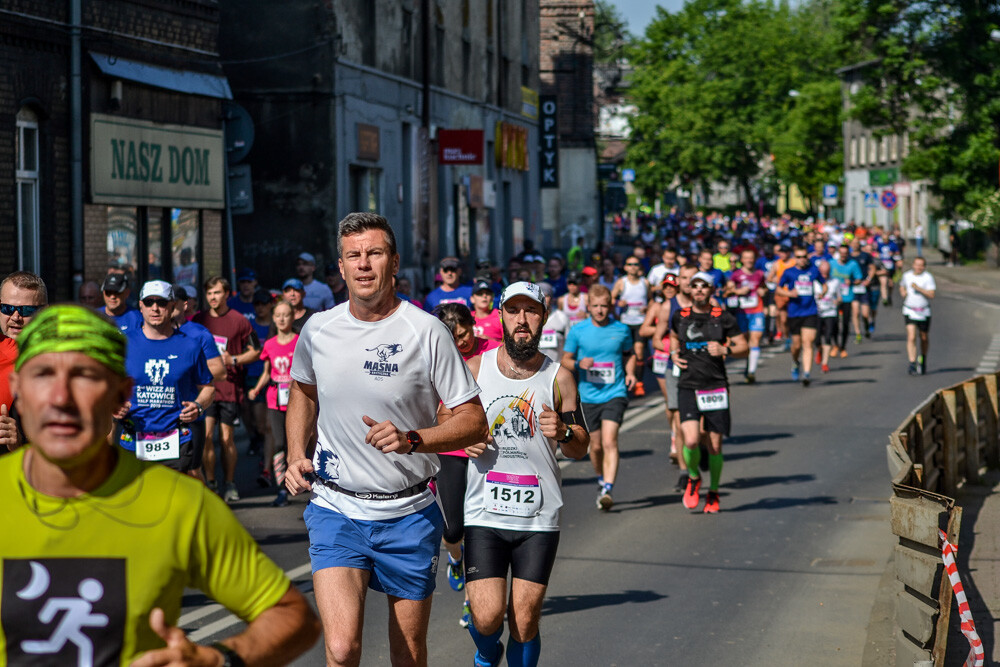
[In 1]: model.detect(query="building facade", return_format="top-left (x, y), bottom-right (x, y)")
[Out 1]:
top-left (221, 0), bottom-right (541, 291)
top-left (1, 0), bottom-right (230, 300)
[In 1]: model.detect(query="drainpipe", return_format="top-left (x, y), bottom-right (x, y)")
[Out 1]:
top-left (70, 0), bottom-right (83, 293)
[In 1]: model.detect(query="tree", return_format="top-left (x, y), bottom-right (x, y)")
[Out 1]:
top-left (836, 0), bottom-right (1000, 219)
top-left (625, 0), bottom-right (845, 211)
top-left (593, 0), bottom-right (630, 66)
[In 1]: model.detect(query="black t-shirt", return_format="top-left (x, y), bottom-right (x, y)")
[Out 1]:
top-left (670, 306), bottom-right (741, 390)
top-left (854, 251), bottom-right (874, 281)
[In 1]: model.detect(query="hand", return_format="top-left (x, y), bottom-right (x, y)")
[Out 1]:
top-left (221, 351), bottom-right (234, 367)
top-left (112, 400), bottom-right (132, 421)
top-left (129, 608), bottom-right (223, 666)
top-left (671, 352), bottom-right (688, 369)
top-left (538, 403), bottom-right (562, 440)
top-left (178, 401), bottom-right (200, 423)
top-left (0, 404), bottom-right (20, 452)
top-left (248, 388), bottom-right (258, 401)
top-left (579, 357), bottom-right (595, 370)
top-left (625, 373), bottom-right (637, 390)
top-left (362, 415), bottom-right (408, 454)
top-left (465, 437), bottom-right (490, 458)
top-left (707, 341), bottom-right (728, 357)
top-left (285, 458), bottom-right (315, 495)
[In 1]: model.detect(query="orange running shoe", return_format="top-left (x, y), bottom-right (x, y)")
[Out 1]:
top-left (703, 491), bottom-right (720, 513)
top-left (840, 349), bottom-right (848, 358)
top-left (633, 381), bottom-right (646, 397)
top-left (683, 476), bottom-right (702, 509)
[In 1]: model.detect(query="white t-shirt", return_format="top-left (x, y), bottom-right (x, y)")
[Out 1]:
top-left (540, 309), bottom-right (570, 363)
top-left (647, 263), bottom-right (679, 289)
top-left (815, 277), bottom-right (841, 318)
top-left (901, 270), bottom-right (936, 320)
top-left (290, 300), bottom-right (480, 520)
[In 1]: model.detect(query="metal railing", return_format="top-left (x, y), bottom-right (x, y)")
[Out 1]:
top-left (886, 372), bottom-right (1000, 666)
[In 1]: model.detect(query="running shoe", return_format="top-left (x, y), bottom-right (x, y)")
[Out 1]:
top-left (840, 349), bottom-right (848, 358)
top-left (791, 366), bottom-right (800, 381)
top-left (675, 473), bottom-right (689, 492)
top-left (682, 476), bottom-right (702, 509)
top-left (206, 479), bottom-right (218, 494)
top-left (703, 491), bottom-right (721, 514)
top-left (802, 373), bottom-right (811, 387)
top-left (669, 451), bottom-right (679, 466)
top-left (745, 372), bottom-right (756, 384)
top-left (815, 349), bottom-right (822, 364)
top-left (223, 482), bottom-right (240, 504)
top-left (597, 489), bottom-right (614, 511)
top-left (821, 364), bottom-right (830, 373)
top-left (459, 600), bottom-right (472, 628)
top-left (920, 356), bottom-right (927, 375)
top-left (271, 490), bottom-right (289, 507)
top-left (783, 338), bottom-right (792, 352)
top-left (474, 641), bottom-right (505, 667)
top-left (856, 333), bottom-right (862, 344)
top-left (256, 467), bottom-right (272, 489)
top-left (908, 362), bottom-right (917, 376)
top-left (633, 381), bottom-right (646, 397)
top-left (447, 547), bottom-right (465, 592)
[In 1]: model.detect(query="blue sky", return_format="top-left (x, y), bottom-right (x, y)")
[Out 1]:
top-left (611, 0), bottom-right (687, 35)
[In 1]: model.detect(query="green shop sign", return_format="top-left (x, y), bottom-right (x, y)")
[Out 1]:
top-left (868, 167), bottom-right (899, 187)
top-left (91, 113), bottom-right (224, 208)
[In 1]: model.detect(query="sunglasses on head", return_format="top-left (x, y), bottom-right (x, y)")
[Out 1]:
top-left (0, 303), bottom-right (41, 317)
top-left (142, 298), bottom-right (170, 308)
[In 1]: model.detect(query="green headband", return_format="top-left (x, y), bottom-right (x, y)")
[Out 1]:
top-left (16, 304), bottom-right (127, 377)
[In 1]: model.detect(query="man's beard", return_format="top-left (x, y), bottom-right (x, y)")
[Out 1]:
top-left (503, 324), bottom-right (542, 361)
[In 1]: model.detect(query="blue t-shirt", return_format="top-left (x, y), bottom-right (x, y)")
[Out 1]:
top-left (178, 321), bottom-right (221, 364)
top-left (779, 265), bottom-right (824, 318)
top-left (227, 296), bottom-right (257, 323)
top-left (105, 308), bottom-right (143, 335)
top-left (245, 320), bottom-right (271, 377)
top-left (878, 241), bottom-right (900, 268)
top-left (423, 285), bottom-right (473, 312)
top-left (563, 318), bottom-right (633, 404)
top-left (123, 328), bottom-right (213, 437)
top-left (810, 252), bottom-right (833, 270)
top-left (705, 267), bottom-right (728, 286)
top-left (830, 258), bottom-right (863, 303)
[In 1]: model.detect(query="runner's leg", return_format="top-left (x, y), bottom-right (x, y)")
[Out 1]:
top-left (314, 567), bottom-right (370, 667)
top-left (386, 595), bottom-right (433, 667)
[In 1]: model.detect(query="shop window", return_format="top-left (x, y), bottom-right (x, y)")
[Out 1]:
top-left (171, 208), bottom-right (200, 287)
top-left (147, 208), bottom-right (164, 281)
top-left (350, 167), bottom-right (381, 213)
top-left (858, 136), bottom-right (867, 167)
top-left (16, 108), bottom-right (40, 272)
top-left (107, 206), bottom-right (139, 295)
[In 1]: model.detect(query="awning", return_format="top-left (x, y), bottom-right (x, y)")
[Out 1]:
top-left (90, 52), bottom-right (232, 100)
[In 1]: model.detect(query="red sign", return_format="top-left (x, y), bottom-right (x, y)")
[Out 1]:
top-left (438, 129), bottom-right (484, 164)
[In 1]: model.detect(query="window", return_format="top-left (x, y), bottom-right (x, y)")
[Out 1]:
top-left (869, 135), bottom-right (878, 163)
top-left (402, 9), bottom-right (413, 78)
top-left (360, 0), bottom-right (376, 66)
top-left (435, 23), bottom-right (445, 86)
top-left (858, 136), bottom-right (867, 166)
top-left (850, 137), bottom-right (858, 167)
top-left (107, 207), bottom-right (138, 279)
top-left (171, 208), bottom-right (200, 287)
top-left (879, 136), bottom-right (888, 162)
top-left (16, 108), bottom-right (40, 272)
top-left (350, 167), bottom-right (381, 213)
top-left (889, 135), bottom-right (898, 161)
top-left (462, 39), bottom-right (472, 96)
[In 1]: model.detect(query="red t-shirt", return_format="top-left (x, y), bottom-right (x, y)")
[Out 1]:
top-left (259, 335), bottom-right (298, 411)
top-left (0, 336), bottom-right (17, 411)
top-left (192, 308), bottom-right (254, 403)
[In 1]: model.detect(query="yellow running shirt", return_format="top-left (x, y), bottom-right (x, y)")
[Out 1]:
top-left (0, 447), bottom-right (289, 666)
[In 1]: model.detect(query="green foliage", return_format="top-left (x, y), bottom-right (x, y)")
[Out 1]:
top-left (593, 0), bottom-right (631, 65)
top-left (625, 0), bottom-right (845, 210)
top-left (969, 190), bottom-right (1000, 233)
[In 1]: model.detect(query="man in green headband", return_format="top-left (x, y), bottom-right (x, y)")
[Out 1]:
top-left (0, 304), bottom-right (320, 665)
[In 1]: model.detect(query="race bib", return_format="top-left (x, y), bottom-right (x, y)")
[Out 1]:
top-left (136, 429), bottom-right (181, 461)
top-left (853, 284), bottom-right (868, 295)
top-left (540, 329), bottom-right (557, 349)
top-left (653, 350), bottom-right (669, 375)
top-left (585, 362), bottom-right (615, 385)
top-left (907, 306), bottom-right (929, 321)
top-left (484, 471), bottom-right (542, 517)
top-left (672, 363), bottom-right (681, 378)
top-left (696, 387), bottom-right (729, 412)
top-left (795, 281), bottom-right (813, 297)
top-left (738, 294), bottom-right (759, 309)
top-left (765, 281), bottom-right (777, 290)
top-left (277, 382), bottom-right (291, 407)
top-left (213, 335), bottom-right (228, 356)
top-left (726, 296), bottom-right (740, 308)
top-left (473, 325), bottom-right (484, 338)
top-left (840, 284), bottom-right (851, 298)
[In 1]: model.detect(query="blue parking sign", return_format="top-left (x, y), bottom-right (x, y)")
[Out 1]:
top-left (822, 184), bottom-right (838, 199)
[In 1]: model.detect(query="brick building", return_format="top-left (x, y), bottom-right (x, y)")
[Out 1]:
top-left (539, 0), bottom-right (598, 250)
top-left (1, 0), bottom-right (230, 301)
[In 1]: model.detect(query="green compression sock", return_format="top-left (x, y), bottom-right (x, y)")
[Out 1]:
top-left (708, 454), bottom-right (724, 491)
top-left (682, 446), bottom-right (700, 478)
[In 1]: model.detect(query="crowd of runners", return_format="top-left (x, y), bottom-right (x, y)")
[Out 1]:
top-left (0, 209), bottom-right (936, 666)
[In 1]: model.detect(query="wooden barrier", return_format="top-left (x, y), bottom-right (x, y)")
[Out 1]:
top-left (887, 372), bottom-right (1000, 666)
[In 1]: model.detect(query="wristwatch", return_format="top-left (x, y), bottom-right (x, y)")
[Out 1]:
top-left (557, 425), bottom-right (573, 444)
top-left (406, 430), bottom-right (423, 454)
top-left (211, 643), bottom-right (246, 667)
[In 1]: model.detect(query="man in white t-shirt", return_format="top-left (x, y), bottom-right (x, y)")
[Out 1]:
top-left (284, 212), bottom-right (488, 666)
top-left (537, 282), bottom-right (570, 364)
top-left (647, 246), bottom-right (680, 301)
top-left (899, 256), bottom-right (936, 375)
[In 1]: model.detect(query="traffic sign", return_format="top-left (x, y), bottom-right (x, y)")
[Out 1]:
top-left (864, 191), bottom-right (879, 208)
top-left (880, 189), bottom-right (897, 210)
top-left (622, 168), bottom-right (636, 182)
top-left (822, 184), bottom-right (838, 206)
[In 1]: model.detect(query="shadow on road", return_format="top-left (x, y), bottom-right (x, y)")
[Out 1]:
top-left (721, 473), bottom-right (815, 489)
top-left (612, 493), bottom-right (681, 512)
top-left (726, 432), bottom-right (793, 445)
top-left (816, 378), bottom-right (877, 385)
top-left (724, 449), bottom-right (778, 462)
top-left (832, 365), bottom-right (880, 372)
top-left (620, 448), bottom-right (654, 460)
top-left (928, 366), bottom-right (976, 375)
top-left (725, 495), bottom-right (838, 512)
top-left (542, 589), bottom-right (667, 616)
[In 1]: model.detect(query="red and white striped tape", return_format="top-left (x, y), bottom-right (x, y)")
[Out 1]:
top-left (939, 529), bottom-right (985, 667)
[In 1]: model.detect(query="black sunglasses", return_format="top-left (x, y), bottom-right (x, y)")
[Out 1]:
top-left (142, 298), bottom-right (170, 308)
top-left (0, 303), bottom-right (41, 317)
top-left (440, 266), bottom-right (459, 273)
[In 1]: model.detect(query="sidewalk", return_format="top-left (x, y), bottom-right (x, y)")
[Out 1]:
top-left (923, 256), bottom-right (998, 291)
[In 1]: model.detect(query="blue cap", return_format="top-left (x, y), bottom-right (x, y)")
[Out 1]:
top-left (237, 268), bottom-right (257, 282)
top-left (282, 278), bottom-right (305, 291)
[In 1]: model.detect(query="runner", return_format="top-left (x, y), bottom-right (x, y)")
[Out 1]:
top-left (728, 248), bottom-right (767, 384)
top-left (829, 244), bottom-right (863, 355)
top-left (284, 212), bottom-right (488, 667)
top-left (877, 234), bottom-right (901, 305)
top-left (611, 256), bottom-right (651, 397)
top-left (777, 248), bottom-right (824, 387)
top-left (119, 281), bottom-right (215, 476)
top-left (899, 256), bottom-right (936, 375)
top-left (471, 279), bottom-right (503, 343)
top-left (648, 273), bottom-right (688, 490)
top-left (767, 245), bottom-right (796, 347)
top-left (669, 271), bottom-right (747, 513)
top-left (249, 299), bottom-right (299, 507)
top-left (1, 304), bottom-right (319, 665)
top-left (562, 284), bottom-right (636, 511)
top-left (425, 256), bottom-right (473, 312)
top-left (557, 272), bottom-right (588, 324)
top-left (99, 272), bottom-right (142, 333)
top-left (446, 281), bottom-right (589, 667)
top-left (814, 261), bottom-right (841, 374)
top-left (538, 282), bottom-right (571, 364)
top-left (852, 239), bottom-right (877, 339)
top-left (647, 246), bottom-right (680, 300)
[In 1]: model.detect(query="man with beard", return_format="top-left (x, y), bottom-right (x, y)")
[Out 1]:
top-left (669, 272), bottom-right (747, 513)
top-left (561, 284), bottom-right (636, 511)
top-left (440, 281), bottom-right (588, 667)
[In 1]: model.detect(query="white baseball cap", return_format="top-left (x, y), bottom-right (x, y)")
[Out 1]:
top-left (500, 281), bottom-right (545, 308)
top-left (691, 271), bottom-right (716, 288)
top-left (139, 280), bottom-right (174, 301)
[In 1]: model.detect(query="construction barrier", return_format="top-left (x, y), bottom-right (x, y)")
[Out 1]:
top-left (886, 372), bottom-right (999, 666)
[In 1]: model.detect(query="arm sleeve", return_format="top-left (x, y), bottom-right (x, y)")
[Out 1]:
top-left (194, 350), bottom-right (213, 386)
top-left (427, 320), bottom-right (481, 409)
top-left (289, 319), bottom-right (317, 384)
top-left (188, 489), bottom-right (290, 622)
top-left (259, 340), bottom-right (271, 363)
top-left (199, 331), bottom-right (220, 361)
top-left (563, 326), bottom-right (579, 356)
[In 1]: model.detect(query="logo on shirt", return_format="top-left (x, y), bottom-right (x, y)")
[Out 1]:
top-left (272, 355), bottom-right (291, 376)
top-left (144, 359), bottom-right (170, 385)
top-left (488, 391), bottom-right (537, 449)
top-left (1, 558), bottom-right (125, 666)
top-left (363, 344), bottom-right (403, 377)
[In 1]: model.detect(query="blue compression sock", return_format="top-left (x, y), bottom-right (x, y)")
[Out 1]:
top-left (469, 621), bottom-right (504, 664)
top-left (507, 634), bottom-right (541, 667)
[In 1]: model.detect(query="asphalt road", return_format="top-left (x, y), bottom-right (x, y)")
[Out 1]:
top-left (180, 275), bottom-right (1000, 666)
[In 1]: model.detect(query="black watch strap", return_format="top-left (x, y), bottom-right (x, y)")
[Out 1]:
top-left (406, 430), bottom-right (423, 454)
top-left (212, 643), bottom-right (246, 667)
top-left (557, 425), bottom-right (573, 444)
